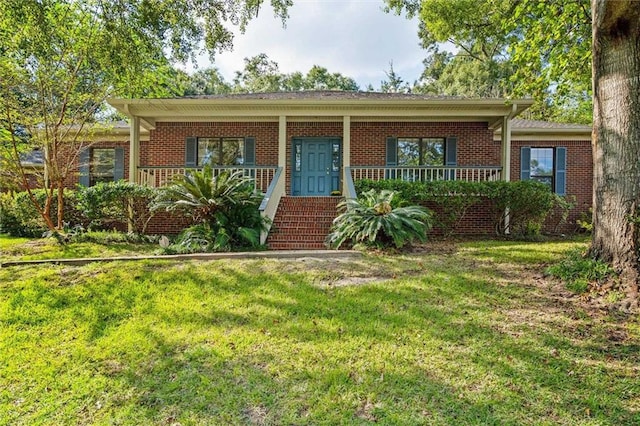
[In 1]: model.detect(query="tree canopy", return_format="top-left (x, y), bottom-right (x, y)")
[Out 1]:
top-left (386, 0), bottom-right (592, 123)
top-left (0, 0), bottom-right (291, 230)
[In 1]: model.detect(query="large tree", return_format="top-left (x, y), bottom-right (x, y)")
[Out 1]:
top-left (231, 54), bottom-right (359, 93)
top-left (0, 0), bottom-right (290, 231)
top-left (386, 0), bottom-right (592, 123)
top-left (591, 0), bottom-right (640, 310)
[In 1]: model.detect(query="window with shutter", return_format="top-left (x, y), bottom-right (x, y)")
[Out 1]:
top-left (520, 146), bottom-right (567, 195)
top-left (185, 137), bottom-right (256, 167)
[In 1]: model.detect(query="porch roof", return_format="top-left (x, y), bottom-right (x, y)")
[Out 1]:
top-left (494, 119), bottom-right (592, 141)
top-left (108, 91), bottom-right (533, 130)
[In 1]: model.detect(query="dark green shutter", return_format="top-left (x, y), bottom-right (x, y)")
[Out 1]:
top-left (185, 137), bottom-right (197, 167)
top-left (520, 147), bottom-right (531, 180)
top-left (114, 147), bottom-right (124, 181)
top-left (445, 136), bottom-right (457, 180)
top-left (244, 137), bottom-right (256, 166)
top-left (79, 148), bottom-right (90, 187)
top-left (386, 137), bottom-right (397, 166)
top-left (555, 147), bottom-right (567, 195)
top-left (445, 137), bottom-right (457, 166)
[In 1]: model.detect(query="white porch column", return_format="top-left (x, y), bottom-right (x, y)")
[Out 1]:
top-left (129, 116), bottom-right (140, 183)
top-left (501, 114), bottom-right (512, 182)
top-left (342, 115), bottom-right (351, 194)
top-left (278, 115), bottom-right (287, 168)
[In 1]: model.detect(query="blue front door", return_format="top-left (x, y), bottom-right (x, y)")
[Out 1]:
top-left (292, 138), bottom-right (341, 196)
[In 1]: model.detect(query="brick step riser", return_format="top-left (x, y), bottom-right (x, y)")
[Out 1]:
top-left (267, 197), bottom-right (341, 250)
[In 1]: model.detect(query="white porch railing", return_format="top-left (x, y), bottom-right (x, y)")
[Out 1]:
top-left (137, 166), bottom-right (278, 193)
top-left (349, 166), bottom-right (502, 183)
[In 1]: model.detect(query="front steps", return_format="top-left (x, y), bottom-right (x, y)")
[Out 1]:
top-left (267, 196), bottom-right (342, 250)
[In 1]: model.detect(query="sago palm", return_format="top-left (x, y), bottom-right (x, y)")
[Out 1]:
top-left (326, 189), bottom-right (432, 249)
top-left (152, 167), bottom-right (268, 250)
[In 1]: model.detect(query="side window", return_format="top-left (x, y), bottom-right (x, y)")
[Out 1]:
top-left (530, 147), bottom-right (554, 188)
top-left (521, 146), bottom-right (566, 195)
top-left (79, 147), bottom-right (124, 186)
top-left (91, 148), bottom-right (116, 185)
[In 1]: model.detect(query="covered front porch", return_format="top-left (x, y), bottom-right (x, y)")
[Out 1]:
top-left (107, 92), bottom-right (533, 247)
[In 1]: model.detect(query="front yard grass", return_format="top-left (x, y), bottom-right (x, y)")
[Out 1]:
top-left (1, 238), bottom-right (639, 425)
top-left (0, 233), bottom-right (159, 262)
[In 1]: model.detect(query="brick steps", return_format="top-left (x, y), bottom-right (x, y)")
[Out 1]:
top-left (267, 196), bottom-right (342, 250)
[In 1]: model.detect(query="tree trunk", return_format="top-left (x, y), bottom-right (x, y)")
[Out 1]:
top-left (591, 0), bottom-right (640, 309)
top-left (57, 182), bottom-right (65, 230)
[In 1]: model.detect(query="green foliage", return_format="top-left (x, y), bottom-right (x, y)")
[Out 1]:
top-left (327, 189), bottom-right (432, 249)
top-left (0, 190), bottom-right (80, 237)
top-left (486, 180), bottom-right (558, 237)
top-left (576, 207), bottom-right (593, 233)
top-left (547, 248), bottom-right (615, 293)
top-left (153, 167), bottom-right (268, 251)
top-left (1, 183), bottom-right (157, 237)
top-left (386, 0), bottom-right (592, 123)
top-left (75, 181), bottom-right (157, 234)
top-left (356, 179), bottom-right (568, 238)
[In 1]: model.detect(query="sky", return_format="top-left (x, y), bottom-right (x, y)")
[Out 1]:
top-left (195, 0), bottom-right (426, 89)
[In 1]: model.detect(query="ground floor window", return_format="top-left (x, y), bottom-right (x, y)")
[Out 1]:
top-left (91, 148), bottom-right (116, 186)
top-left (197, 137), bottom-right (245, 166)
top-left (521, 146), bottom-right (566, 195)
top-left (79, 147), bottom-right (124, 187)
top-left (397, 137), bottom-right (445, 166)
top-left (529, 147), bottom-right (554, 188)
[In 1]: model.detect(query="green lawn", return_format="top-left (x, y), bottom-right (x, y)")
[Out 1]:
top-left (1, 238), bottom-right (639, 425)
top-left (0, 233), bottom-right (159, 262)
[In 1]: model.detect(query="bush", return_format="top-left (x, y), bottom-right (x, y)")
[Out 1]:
top-left (0, 189), bottom-right (81, 237)
top-left (486, 180), bottom-right (557, 237)
top-left (326, 189), bottom-right (432, 250)
top-left (355, 179), bottom-right (567, 238)
top-left (75, 181), bottom-right (157, 233)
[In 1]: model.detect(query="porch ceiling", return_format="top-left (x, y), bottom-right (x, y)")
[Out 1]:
top-left (108, 97), bottom-right (534, 130)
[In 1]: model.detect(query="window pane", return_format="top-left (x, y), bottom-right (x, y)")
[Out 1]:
top-left (198, 138), bottom-right (218, 166)
top-left (332, 143), bottom-right (340, 172)
top-left (91, 148), bottom-right (115, 185)
top-left (530, 148), bottom-right (554, 188)
top-left (221, 138), bottom-right (244, 165)
top-left (422, 138), bottom-right (445, 166)
top-left (397, 138), bottom-right (420, 166)
top-left (295, 143), bottom-right (301, 172)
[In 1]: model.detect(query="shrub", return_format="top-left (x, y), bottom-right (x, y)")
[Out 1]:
top-left (355, 179), bottom-right (565, 238)
top-left (152, 167), bottom-right (268, 252)
top-left (75, 181), bottom-right (157, 233)
top-left (486, 180), bottom-right (558, 237)
top-left (0, 189), bottom-right (80, 237)
top-left (326, 189), bottom-right (432, 250)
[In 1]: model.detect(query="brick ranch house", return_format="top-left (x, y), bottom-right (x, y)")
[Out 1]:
top-left (73, 91), bottom-right (591, 249)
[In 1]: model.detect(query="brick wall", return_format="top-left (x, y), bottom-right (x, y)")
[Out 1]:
top-left (57, 120), bottom-right (592, 237)
top-left (511, 139), bottom-right (593, 233)
top-left (147, 122), bottom-right (279, 167)
top-left (350, 121), bottom-right (497, 166)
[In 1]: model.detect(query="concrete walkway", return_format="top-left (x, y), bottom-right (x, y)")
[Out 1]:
top-left (1, 250), bottom-right (361, 268)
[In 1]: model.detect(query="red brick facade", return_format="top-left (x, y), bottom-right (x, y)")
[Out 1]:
top-left (146, 122), bottom-right (280, 167)
top-left (62, 119), bottom-right (592, 238)
top-left (350, 121), bottom-right (497, 167)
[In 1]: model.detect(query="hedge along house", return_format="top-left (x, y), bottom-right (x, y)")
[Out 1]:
top-left (102, 91), bottom-right (590, 249)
